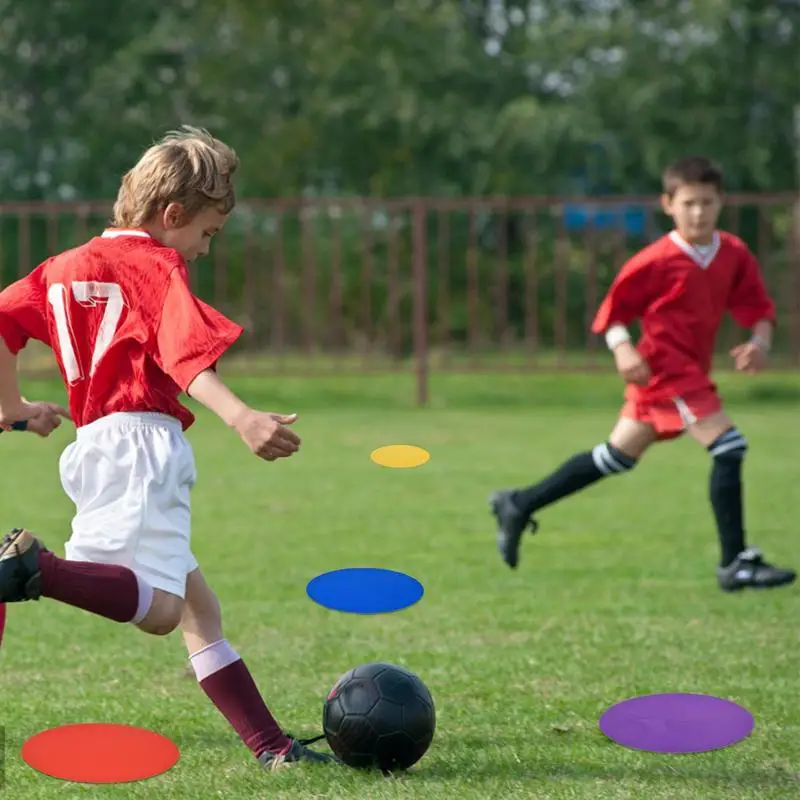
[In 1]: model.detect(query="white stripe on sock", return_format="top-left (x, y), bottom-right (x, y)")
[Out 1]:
top-left (189, 639), bottom-right (241, 681)
top-left (592, 443), bottom-right (628, 475)
top-left (710, 438), bottom-right (747, 457)
top-left (592, 444), bottom-right (613, 475)
top-left (709, 429), bottom-right (747, 457)
top-left (129, 574), bottom-right (154, 625)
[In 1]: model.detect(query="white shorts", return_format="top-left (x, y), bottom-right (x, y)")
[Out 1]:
top-left (59, 412), bottom-right (198, 598)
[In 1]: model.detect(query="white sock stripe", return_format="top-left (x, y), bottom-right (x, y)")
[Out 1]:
top-left (189, 638), bottom-right (241, 682)
top-left (189, 640), bottom-right (223, 660)
top-left (710, 428), bottom-right (747, 457)
top-left (710, 438), bottom-right (748, 457)
top-left (592, 444), bottom-right (630, 475)
top-left (592, 444), bottom-right (613, 475)
top-left (604, 451), bottom-right (628, 473)
top-left (129, 574), bottom-right (155, 625)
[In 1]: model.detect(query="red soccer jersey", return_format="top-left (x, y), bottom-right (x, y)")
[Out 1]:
top-left (591, 231), bottom-right (776, 400)
top-left (0, 230), bottom-right (243, 430)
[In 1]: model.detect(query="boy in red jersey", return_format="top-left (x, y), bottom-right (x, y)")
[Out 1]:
top-left (0, 127), bottom-right (336, 769)
top-left (490, 156), bottom-right (795, 593)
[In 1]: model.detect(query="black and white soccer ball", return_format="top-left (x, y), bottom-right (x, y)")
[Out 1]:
top-left (323, 662), bottom-right (436, 771)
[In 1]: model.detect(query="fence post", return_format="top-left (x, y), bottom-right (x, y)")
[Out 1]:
top-left (411, 200), bottom-right (429, 406)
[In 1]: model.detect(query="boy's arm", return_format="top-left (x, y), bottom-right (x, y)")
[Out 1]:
top-left (726, 249), bottom-right (776, 372)
top-left (728, 248), bottom-right (776, 347)
top-left (154, 267), bottom-right (300, 461)
top-left (590, 254), bottom-right (657, 387)
top-left (0, 338), bottom-right (25, 422)
top-left (0, 340), bottom-right (70, 432)
top-left (0, 267), bottom-right (55, 423)
top-left (749, 319), bottom-right (774, 353)
top-left (187, 369), bottom-right (300, 460)
top-left (186, 369), bottom-right (249, 428)
top-left (591, 254), bottom-right (656, 343)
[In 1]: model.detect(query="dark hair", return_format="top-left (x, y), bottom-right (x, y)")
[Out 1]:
top-left (661, 156), bottom-right (723, 196)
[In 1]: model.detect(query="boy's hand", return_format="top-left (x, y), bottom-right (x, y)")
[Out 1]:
top-left (613, 341), bottom-right (651, 386)
top-left (0, 399), bottom-right (62, 428)
top-left (730, 341), bottom-right (768, 374)
top-left (234, 410), bottom-right (301, 461)
top-left (24, 401), bottom-right (71, 437)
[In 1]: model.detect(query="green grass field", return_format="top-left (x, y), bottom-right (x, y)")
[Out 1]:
top-left (1, 371), bottom-right (799, 799)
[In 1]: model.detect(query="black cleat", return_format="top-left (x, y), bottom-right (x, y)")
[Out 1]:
top-left (717, 547), bottom-right (796, 592)
top-left (489, 490), bottom-right (538, 569)
top-left (258, 736), bottom-right (340, 771)
top-left (0, 528), bottom-right (46, 603)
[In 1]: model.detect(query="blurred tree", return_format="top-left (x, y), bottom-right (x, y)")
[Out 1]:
top-left (484, 0), bottom-right (800, 194)
top-left (0, 0), bottom-right (796, 199)
top-left (0, 0), bottom-right (165, 199)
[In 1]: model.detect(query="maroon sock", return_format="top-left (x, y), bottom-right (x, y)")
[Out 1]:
top-left (39, 551), bottom-right (140, 623)
top-left (198, 658), bottom-right (291, 758)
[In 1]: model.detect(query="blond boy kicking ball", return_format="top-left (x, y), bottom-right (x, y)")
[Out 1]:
top-left (0, 127), bottom-right (337, 769)
top-left (490, 156), bottom-right (795, 593)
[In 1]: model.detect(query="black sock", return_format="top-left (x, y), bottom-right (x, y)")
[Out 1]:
top-left (512, 443), bottom-right (636, 517)
top-left (708, 428), bottom-right (748, 568)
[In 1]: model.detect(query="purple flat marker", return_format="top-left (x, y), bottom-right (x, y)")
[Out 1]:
top-left (599, 692), bottom-right (755, 754)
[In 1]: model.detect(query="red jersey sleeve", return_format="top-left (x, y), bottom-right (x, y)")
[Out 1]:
top-left (591, 254), bottom-right (656, 333)
top-left (0, 266), bottom-right (50, 354)
top-left (727, 247), bottom-right (776, 328)
top-left (153, 267), bottom-right (244, 391)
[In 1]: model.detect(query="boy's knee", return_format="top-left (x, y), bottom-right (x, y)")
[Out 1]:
top-left (608, 418), bottom-right (657, 460)
top-left (136, 590), bottom-right (185, 636)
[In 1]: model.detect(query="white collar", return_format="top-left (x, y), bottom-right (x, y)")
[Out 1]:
top-left (101, 230), bottom-right (151, 239)
top-left (669, 230), bottom-right (720, 269)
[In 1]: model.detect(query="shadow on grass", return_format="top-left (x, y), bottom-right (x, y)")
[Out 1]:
top-left (174, 730), bottom-right (799, 790)
top-left (416, 759), bottom-right (799, 790)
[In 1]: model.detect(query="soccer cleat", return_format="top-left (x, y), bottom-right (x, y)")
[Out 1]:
top-left (0, 528), bottom-right (46, 603)
top-left (258, 736), bottom-right (340, 771)
top-left (717, 547), bottom-right (796, 592)
top-left (489, 490), bottom-right (539, 569)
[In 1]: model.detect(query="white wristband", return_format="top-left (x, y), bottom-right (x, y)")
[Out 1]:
top-left (605, 324), bottom-right (631, 351)
top-left (750, 334), bottom-right (770, 353)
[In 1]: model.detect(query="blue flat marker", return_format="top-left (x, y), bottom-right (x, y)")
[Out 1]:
top-left (306, 568), bottom-right (424, 614)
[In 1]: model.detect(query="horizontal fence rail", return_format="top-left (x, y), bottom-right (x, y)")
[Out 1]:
top-left (1, 194), bottom-right (798, 404)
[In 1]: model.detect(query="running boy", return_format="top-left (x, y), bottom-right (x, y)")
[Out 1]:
top-left (490, 156), bottom-right (796, 593)
top-left (0, 127), bottom-right (336, 769)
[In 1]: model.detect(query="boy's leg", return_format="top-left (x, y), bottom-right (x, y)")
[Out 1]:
top-left (0, 528), bottom-right (151, 622)
top-left (1, 415), bottom-right (196, 632)
top-left (0, 527), bottom-right (183, 632)
top-left (686, 405), bottom-right (796, 591)
top-left (180, 569), bottom-right (336, 769)
top-left (490, 410), bottom-right (658, 569)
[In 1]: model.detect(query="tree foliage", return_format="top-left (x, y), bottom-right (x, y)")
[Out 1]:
top-left (0, 0), bottom-right (796, 200)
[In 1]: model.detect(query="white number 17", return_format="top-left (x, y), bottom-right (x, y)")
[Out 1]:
top-left (47, 282), bottom-right (126, 384)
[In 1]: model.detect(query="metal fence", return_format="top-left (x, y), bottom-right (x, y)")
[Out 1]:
top-left (2, 193), bottom-right (798, 404)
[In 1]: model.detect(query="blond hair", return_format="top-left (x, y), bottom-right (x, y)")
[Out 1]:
top-left (112, 126), bottom-right (239, 227)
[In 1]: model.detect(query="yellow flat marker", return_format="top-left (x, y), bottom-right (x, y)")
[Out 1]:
top-left (370, 445), bottom-right (430, 469)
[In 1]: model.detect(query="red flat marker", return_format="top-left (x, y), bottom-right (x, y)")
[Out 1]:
top-left (22, 723), bottom-right (179, 783)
